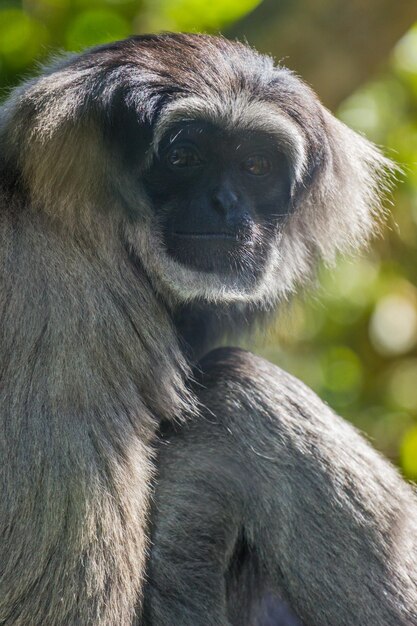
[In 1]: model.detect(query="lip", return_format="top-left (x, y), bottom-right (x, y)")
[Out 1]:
top-left (171, 231), bottom-right (252, 243)
top-left (172, 231), bottom-right (236, 239)
top-left (164, 228), bottom-right (258, 273)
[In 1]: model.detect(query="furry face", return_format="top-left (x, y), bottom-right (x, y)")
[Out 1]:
top-left (143, 120), bottom-right (291, 286)
top-left (0, 33), bottom-right (393, 309)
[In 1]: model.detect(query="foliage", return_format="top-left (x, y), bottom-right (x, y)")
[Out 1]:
top-left (0, 1), bottom-right (416, 480)
top-left (0, 0), bottom-right (260, 87)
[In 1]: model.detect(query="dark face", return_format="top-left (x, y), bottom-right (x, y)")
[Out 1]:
top-left (143, 121), bottom-right (292, 275)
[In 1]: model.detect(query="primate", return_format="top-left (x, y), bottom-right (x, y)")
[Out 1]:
top-left (0, 33), bottom-right (416, 626)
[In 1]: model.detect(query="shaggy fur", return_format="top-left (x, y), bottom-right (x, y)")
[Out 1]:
top-left (0, 33), bottom-right (414, 626)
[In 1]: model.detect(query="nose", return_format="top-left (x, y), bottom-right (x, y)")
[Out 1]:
top-left (211, 185), bottom-right (239, 215)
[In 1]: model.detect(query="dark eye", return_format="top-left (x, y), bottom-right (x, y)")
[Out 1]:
top-left (241, 155), bottom-right (272, 176)
top-left (167, 146), bottom-right (202, 169)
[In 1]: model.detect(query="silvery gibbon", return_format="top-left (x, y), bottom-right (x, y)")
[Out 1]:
top-left (0, 33), bottom-right (416, 626)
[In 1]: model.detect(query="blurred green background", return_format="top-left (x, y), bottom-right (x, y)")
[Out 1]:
top-left (1, 0), bottom-right (417, 480)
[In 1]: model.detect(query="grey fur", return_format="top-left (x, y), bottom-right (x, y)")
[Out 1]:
top-left (0, 33), bottom-right (413, 626)
top-left (145, 349), bottom-right (417, 626)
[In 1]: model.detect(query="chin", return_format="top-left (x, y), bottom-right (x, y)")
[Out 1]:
top-left (126, 220), bottom-right (286, 305)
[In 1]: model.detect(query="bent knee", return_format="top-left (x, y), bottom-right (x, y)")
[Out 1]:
top-left (197, 347), bottom-right (290, 393)
top-left (195, 347), bottom-right (325, 419)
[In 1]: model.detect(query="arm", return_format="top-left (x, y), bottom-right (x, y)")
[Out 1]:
top-left (144, 347), bottom-right (417, 626)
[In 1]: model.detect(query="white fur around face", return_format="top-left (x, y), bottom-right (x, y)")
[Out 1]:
top-left (125, 216), bottom-right (288, 307)
top-left (125, 95), bottom-right (310, 307)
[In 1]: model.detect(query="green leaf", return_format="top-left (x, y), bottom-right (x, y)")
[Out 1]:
top-left (66, 9), bottom-right (131, 51)
top-left (401, 426), bottom-right (417, 480)
top-left (145, 0), bottom-right (261, 32)
top-left (0, 9), bottom-right (49, 70)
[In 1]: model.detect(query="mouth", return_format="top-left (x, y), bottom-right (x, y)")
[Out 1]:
top-left (171, 231), bottom-right (254, 244)
top-left (163, 230), bottom-right (256, 275)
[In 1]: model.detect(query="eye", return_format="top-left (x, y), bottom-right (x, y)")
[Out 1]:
top-left (167, 146), bottom-right (202, 169)
top-left (241, 155), bottom-right (272, 177)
